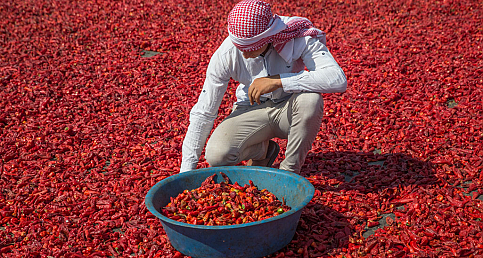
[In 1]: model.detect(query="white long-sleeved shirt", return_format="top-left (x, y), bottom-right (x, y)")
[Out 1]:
top-left (180, 35), bottom-right (347, 172)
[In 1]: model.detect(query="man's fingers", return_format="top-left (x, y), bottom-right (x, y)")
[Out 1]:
top-left (249, 77), bottom-right (268, 105)
top-left (249, 88), bottom-right (257, 105)
top-left (250, 88), bottom-right (261, 105)
top-left (248, 85), bottom-right (259, 105)
top-left (254, 91), bottom-right (261, 104)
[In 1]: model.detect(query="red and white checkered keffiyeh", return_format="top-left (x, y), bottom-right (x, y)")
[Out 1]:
top-left (227, 0), bottom-right (326, 61)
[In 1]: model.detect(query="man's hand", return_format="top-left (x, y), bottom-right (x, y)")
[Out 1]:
top-left (248, 75), bottom-right (282, 105)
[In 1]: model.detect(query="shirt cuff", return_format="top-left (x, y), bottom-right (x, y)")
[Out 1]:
top-left (280, 72), bottom-right (302, 93)
top-left (180, 162), bottom-right (198, 173)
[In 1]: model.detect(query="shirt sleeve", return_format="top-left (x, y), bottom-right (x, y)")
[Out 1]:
top-left (180, 49), bottom-right (231, 172)
top-left (279, 37), bottom-right (347, 94)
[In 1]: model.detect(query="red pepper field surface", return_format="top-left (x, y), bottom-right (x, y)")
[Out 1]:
top-left (1, 0), bottom-right (482, 257)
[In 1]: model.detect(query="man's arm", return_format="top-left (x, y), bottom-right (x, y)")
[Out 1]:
top-left (279, 37), bottom-right (347, 94)
top-left (180, 50), bottom-right (231, 172)
top-left (247, 37), bottom-right (347, 104)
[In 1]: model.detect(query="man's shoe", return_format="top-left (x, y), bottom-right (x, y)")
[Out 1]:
top-left (246, 140), bottom-right (280, 167)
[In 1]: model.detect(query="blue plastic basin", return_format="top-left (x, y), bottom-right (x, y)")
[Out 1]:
top-left (145, 166), bottom-right (314, 258)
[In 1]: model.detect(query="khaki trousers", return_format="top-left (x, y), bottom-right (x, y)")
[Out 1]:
top-left (205, 92), bottom-right (324, 173)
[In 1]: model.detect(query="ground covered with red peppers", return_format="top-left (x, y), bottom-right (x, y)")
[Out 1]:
top-left (0, 0), bottom-right (482, 257)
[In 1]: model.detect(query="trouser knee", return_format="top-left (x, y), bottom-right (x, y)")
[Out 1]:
top-left (295, 93), bottom-right (324, 120)
top-left (205, 139), bottom-right (237, 167)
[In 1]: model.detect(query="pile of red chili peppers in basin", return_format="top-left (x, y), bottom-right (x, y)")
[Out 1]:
top-left (162, 172), bottom-right (291, 226)
top-left (0, 0), bottom-right (482, 257)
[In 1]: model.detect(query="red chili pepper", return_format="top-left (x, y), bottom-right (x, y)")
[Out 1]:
top-left (392, 250), bottom-right (406, 258)
top-left (172, 251), bottom-right (184, 258)
top-left (434, 214), bottom-right (444, 222)
top-left (407, 231), bottom-right (419, 242)
top-left (363, 240), bottom-right (378, 254)
top-left (201, 205), bottom-right (219, 212)
top-left (367, 220), bottom-right (380, 227)
top-left (420, 236), bottom-right (429, 246)
top-left (446, 196), bottom-right (467, 208)
top-left (0, 246), bottom-right (13, 253)
top-left (423, 228), bottom-right (437, 238)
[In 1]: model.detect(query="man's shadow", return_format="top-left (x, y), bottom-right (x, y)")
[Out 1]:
top-left (268, 150), bottom-right (439, 257)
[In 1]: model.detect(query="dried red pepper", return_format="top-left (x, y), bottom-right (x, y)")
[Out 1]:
top-left (162, 172), bottom-right (291, 225)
